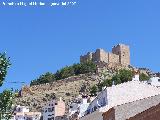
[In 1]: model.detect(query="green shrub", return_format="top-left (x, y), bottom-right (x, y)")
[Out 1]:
top-left (30, 72), bottom-right (55, 86)
top-left (30, 61), bottom-right (96, 86)
top-left (90, 85), bottom-right (98, 96)
top-left (94, 69), bottom-right (133, 92)
top-left (139, 73), bottom-right (150, 81)
top-left (112, 69), bottom-right (133, 84)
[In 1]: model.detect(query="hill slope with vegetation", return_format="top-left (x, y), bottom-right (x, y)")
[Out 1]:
top-left (15, 61), bottom-right (151, 112)
top-left (30, 61), bottom-right (96, 86)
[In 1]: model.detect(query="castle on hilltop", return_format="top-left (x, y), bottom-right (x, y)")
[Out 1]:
top-left (80, 44), bottom-right (130, 66)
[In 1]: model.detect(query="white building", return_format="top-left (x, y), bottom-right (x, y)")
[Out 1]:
top-left (42, 98), bottom-right (65, 120)
top-left (132, 74), bottom-right (139, 81)
top-left (147, 77), bottom-right (160, 87)
top-left (69, 102), bottom-right (79, 116)
top-left (14, 112), bottom-right (41, 120)
top-left (80, 79), bottom-right (160, 120)
top-left (78, 98), bottom-right (90, 118)
top-left (13, 105), bottom-right (41, 120)
top-left (69, 96), bottom-right (95, 119)
top-left (14, 105), bottom-right (29, 113)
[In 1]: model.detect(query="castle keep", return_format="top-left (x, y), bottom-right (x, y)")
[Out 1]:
top-left (80, 44), bottom-right (130, 66)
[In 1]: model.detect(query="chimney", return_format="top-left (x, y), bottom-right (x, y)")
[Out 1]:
top-left (112, 81), bottom-right (115, 86)
top-left (132, 70), bottom-right (139, 81)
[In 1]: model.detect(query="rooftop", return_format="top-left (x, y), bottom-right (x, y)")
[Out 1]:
top-left (108, 94), bottom-right (160, 119)
top-left (100, 80), bottom-right (160, 112)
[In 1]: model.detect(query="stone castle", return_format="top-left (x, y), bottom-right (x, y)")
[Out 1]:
top-left (80, 44), bottom-right (130, 66)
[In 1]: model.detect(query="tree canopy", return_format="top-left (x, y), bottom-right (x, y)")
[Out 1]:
top-left (0, 53), bottom-right (11, 87)
top-left (90, 85), bottom-right (98, 96)
top-left (0, 53), bottom-right (13, 120)
top-left (0, 90), bottom-right (14, 120)
top-left (30, 61), bottom-right (97, 86)
top-left (112, 69), bottom-right (133, 84)
top-left (139, 73), bottom-right (150, 81)
top-left (31, 72), bottom-right (55, 86)
top-left (91, 69), bottom-right (134, 94)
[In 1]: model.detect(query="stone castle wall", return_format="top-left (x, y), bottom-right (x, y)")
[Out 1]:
top-left (108, 53), bottom-right (119, 64)
top-left (112, 44), bottom-right (130, 66)
top-left (92, 49), bottom-right (108, 63)
top-left (80, 44), bottom-right (130, 66)
top-left (80, 52), bottom-right (92, 63)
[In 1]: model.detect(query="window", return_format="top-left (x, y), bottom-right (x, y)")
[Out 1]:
top-left (70, 106), bottom-right (73, 108)
top-left (48, 108), bottom-right (52, 112)
top-left (94, 106), bottom-right (97, 111)
top-left (86, 109), bottom-right (90, 114)
top-left (48, 118), bottom-right (54, 120)
top-left (158, 79), bottom-right (160, 82)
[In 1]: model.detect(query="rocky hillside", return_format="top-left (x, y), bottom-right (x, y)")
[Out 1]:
top-left (15, 73), bottom-right (101, 112)
top-left (15, 62), bottom-right (153, 112)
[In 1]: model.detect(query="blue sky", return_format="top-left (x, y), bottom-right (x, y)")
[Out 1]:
top-left (0, 0), bottom-right (160, 91)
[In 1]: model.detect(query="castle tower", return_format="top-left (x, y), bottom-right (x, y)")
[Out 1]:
top-left (92, 49), bottom-right (108, 63)
top-left (112, 44), bottom-right (130, 66)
